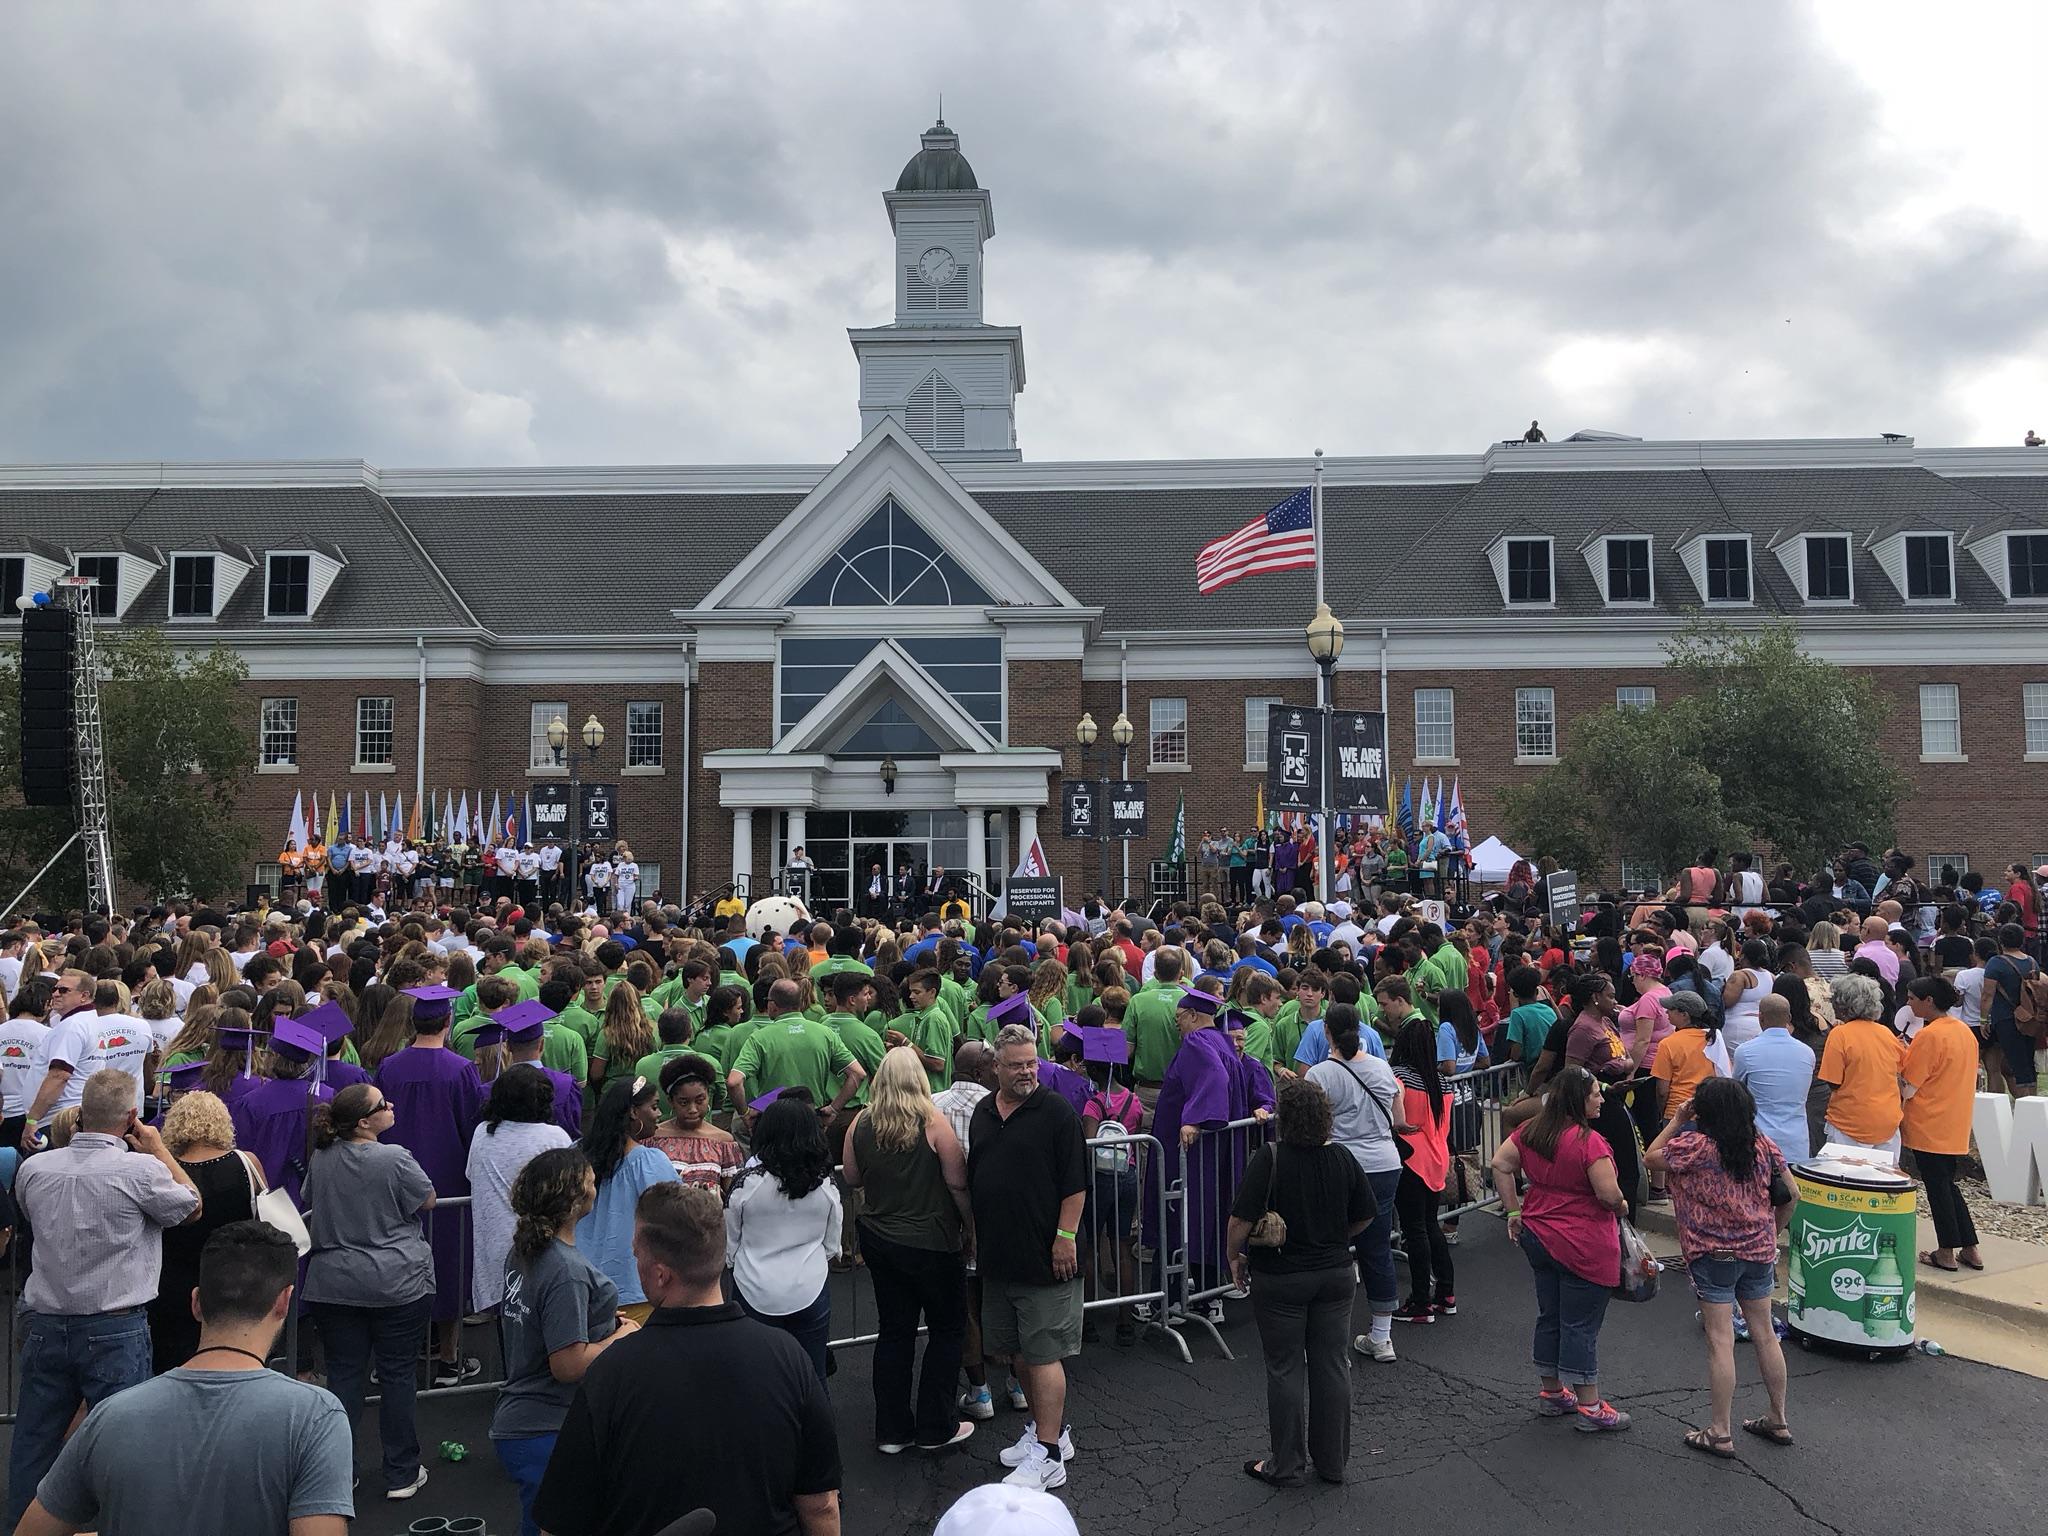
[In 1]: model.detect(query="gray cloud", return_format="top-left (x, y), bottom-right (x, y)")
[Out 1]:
top-left (0, 0), bottom-right (2042, 467)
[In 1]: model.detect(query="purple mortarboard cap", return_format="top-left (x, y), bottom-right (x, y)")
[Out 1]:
top-left (468, 1021), bottom-right (508, 1050)
top-left (216, 1024), bottom-right (265, 1051)
top-left (403, 984), bottom-right (461, 1022)
top-left (988, 992), bottom-right (1035, 1027)
top-left (749, 1087), bottom-right (787, 1113)
top-left (164, 1060), bottom-right (206, 1091)
top-left (1079, 1025), bottom-right (1130, 1065)
top-left (495, 1000), bottom-right (555, 1043)
top-left (1177, 988), bottom-right (1220, 1017)
top-left (298, 1000), bottom-right (354, 1046)
top-left (268, 1017), bottom-right (325, 1060)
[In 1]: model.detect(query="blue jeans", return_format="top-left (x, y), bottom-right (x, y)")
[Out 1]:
top-left (7, 1308), bottom-right (153, 1525)
top-left (312, 1294), bottom-right (433, 1492)
top-left (1517, 1227), bottom-right (1612, 1386)
top-left (1352, 1168), bottom-right (1403, 1313)
top-left (494, 1432), bottom-right (558, 1536)
top-left (739, 1284), bottom-right (832, 1386)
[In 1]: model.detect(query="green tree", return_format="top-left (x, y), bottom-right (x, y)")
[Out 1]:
top-left (0, 628), bottom-right (257, 909)
top-left (1500, 620), bottom-right (1901, 882)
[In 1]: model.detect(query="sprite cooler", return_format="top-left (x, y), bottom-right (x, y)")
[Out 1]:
top-left (1787, 1161), bottom-right (1916, 1354)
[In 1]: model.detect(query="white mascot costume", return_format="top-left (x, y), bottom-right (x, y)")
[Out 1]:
top-left (746, 894), bottom-right (811, 943)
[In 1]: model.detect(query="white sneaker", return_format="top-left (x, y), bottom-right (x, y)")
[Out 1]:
top-left (1204, 1300), bottom-right (1227, 1324)
top-left (1004, 1377), bottom-right (1029, 1411)
top-left (385, 1466), bottom-right (429, 1500)
top-left (958, 1386), bottom-right (994, 1421)
top-left (1001, 1442), bottom-right (1069, 1491)
top-left (1353, 1334), bottom-right (1397, 1364)
top-left (998, 1423), bottom-right (1076, 1467)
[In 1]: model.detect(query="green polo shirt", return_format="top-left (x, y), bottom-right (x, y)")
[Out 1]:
top-left (541, 1023), bottom-right (587, 1083)
top-left (906, 1003), bottom-right (955, 1091)
top-left (1271, 999), bottom-right (1317, 1068)
top-left (730, 1016), bottom-right (857, 1107)
top-left (555, 999), bottom-right (605, 1054)
top-left (811, 955), bottom-right (874, 980)
top-left (1240, 1013), bottom-right (1281, 1071)
top-left (1123, 981), bottom-right (1185, 1082)
top-left (823, 1011), bottom-right (887, 1105)
top-left (634, 1044), bottom-right (698, 1116)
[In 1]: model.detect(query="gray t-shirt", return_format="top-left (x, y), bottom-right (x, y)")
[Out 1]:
top-left (38, 1368), bottom-right (352, 1534)
top-left (301, 1139), bottom-right (436, 1306)
top-left (492, 1238), bottom-right (619, 1440)
top-left (1309, 1053), bottom-right (1404, 1175)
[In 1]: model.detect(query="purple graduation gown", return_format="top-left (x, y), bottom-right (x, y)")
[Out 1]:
top-left (1037, 1061), bottom-right (1094, 1119)
top-left (1143, 1027), bottom-right (1262, 1271)
top-left (323, 1059), bottom-right (372, 1092)
top-left (544, 1067), bottom-right (583, 1138)
top-left (231, 1076), bottom-right (336, 1209)
top-left (376, 1045), bottom-right (485, 1323)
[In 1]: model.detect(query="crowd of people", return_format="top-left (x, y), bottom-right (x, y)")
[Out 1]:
top-left (0, 833), bottom-right (2038, 1529)
top-left (277, 831), bottom-right (647, 915)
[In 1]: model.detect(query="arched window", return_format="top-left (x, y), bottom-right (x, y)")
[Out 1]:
top-left (903, 371), bottom-right (965, 453)
top-left (790, 498), bottom-right (992, 607)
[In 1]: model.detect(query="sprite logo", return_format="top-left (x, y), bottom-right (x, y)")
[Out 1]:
top-left (1800, 1216), bottom-right (1879, 1266)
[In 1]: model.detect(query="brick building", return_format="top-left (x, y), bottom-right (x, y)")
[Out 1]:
top-left (7, 120), bottom-right (2048, 905)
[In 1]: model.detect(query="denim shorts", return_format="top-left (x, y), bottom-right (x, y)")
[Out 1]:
top-left (1687, 1255), bottom-right (1776, 1305)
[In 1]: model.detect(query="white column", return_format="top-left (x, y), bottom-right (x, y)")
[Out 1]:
top-left (731, 808), bottom-right (753, 895)
top-left (786, 809), bottom-right (806, 862)
top-left (1019, 806), bottom-right (1039, 853)
top-left (966, 806), bottom-right (988, 897)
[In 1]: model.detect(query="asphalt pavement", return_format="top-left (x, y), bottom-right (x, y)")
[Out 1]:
top-left (269, 1211), bottom-right (2048, 1536)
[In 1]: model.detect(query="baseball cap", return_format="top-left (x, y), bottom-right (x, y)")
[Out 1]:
top-left (932, 1487), bottom-right (1080, 1536)
top-left (1329, 900), bottom-right (1352, 919)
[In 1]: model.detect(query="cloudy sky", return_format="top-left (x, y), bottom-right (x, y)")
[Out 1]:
top-left (4, 0), bottom-right (2044, 467)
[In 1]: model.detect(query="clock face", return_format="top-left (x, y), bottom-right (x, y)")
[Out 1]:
top-left (917, 246), bottom-right (959, 287)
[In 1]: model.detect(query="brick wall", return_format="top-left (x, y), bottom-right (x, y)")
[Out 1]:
top-left (690, 661), bottom-right (774, 898)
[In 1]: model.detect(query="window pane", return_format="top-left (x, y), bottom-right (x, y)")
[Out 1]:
top-left (1242, 696), bottom-right (1281, 769)
top-left (1906, 536), bottom-right (1952, 600)
top-left (1616, 686), bottom-right (1656, 711)
top-left (1606, 539), bottom-right (1651, 603)
top-left (2026, 682), bottom-right (2048, 754)
top-left (1414, 687), bottom-right (1455, 760)
top-left (355, 697), bottom-right (394, 766)
top-left (529, 702), bottom-right (567, 769)
top-left (1515, 686), bottom-right (1556, 758)
top-left (1506, 540), bottom-right (1551, 604)
top-left (76, 556), bottom-right (118, 617)
top-left (170, 556), bottom-right (214, 617)
top-left (1150, 697), bottom-right (1188, 766)
top-left (1619, 857), bottom-right (1666, 894)
top-left (2011, 535), bottom-right (2048, 599)
top-left (1925, 854), bottom-right (1968, 887)
top-left (267, 554), bottom-right (311, 617)
top-left (1805, 536), bottom-right (1850, 601)
top-left (789, 499), bottom-right (993, 607)
top-left (1918, 683), bottom-right (1960, 756)
top-left (260, 697), bottom-right (298, 767)
top-left (1705, 539), bottom-right (1749, 603)
top-left (0, 558), bottom-right (23, 613)
top-left (627, 701), bottom-right (663, 768)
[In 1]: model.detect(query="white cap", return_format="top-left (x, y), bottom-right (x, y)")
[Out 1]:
top-left (1329, 900), bottom-right (1353, 919)
top-left (932, 1487), bottom-right (1080, 1536)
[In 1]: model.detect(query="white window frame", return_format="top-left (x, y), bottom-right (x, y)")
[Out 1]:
top-left (1504, 537), bottom-right (1555, 607)
top-left (1413, 687), bottom-right (1456, 763)
top-left (258, 696), bottom-right (299, 771)
top-left (1149, 697), bottom-right (1189, 768)
top-left (1514, 686), bottom-right (1557, 762)
top-left (1616, 686), bottom-right (1656, 712)
top-left (353, 696), bottom-right (395, 769)
top-left (1703, 536), bottom-right (1753, 606)
top-left (167, 552), bottom-right (217, 620)
top-left (1243, 696), bottom-right (1281, 770)
top-left (1903, 533), bottom-right (1955, 604)
top-left (2024, 682), bottom-right (2048, 760)
top-left (264, 551), bottom-right (314, 619)
top-left (1918, 682), bottom-right (1962, 761)
top-left (73, 554), bottom-right (122, 618)
top-left (1604, 537), bottom-right (1654, 606)
top-left (2006, 533), bottom-right (2048, 602)
top-left (626, 700), bottom-right (665, 772)
top-left (529, 702), bottom-right (568, 772)
top-left (1802, 533), bottom-right (1854, 604)
top-left (1925, 854), bottom-right (1969, 887)
top-left (1618, 857), bottom-right (1667, 895)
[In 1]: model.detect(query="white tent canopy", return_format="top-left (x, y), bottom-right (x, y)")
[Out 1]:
top-left (1466, 835), bottom-right (1525, 883)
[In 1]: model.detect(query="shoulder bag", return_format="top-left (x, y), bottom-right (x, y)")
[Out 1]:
top-left (1247, 1145), bottom-right (1288, 1248)
top-left (1339, 1059), bottom-right (1412, 1166)
top-left (248, 1153), bottom-right (311, 1257)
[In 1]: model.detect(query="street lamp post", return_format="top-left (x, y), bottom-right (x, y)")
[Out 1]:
top-left (1305, 602), bottom-right (1345, 906)
top-left (1074, 711), bottom-right (1136, 904)
top-left (1109, 710), bottom-right (1133, 902)
top-left (547, 713), bottom-right (606, 908)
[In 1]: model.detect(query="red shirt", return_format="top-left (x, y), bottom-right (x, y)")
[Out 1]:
top-left (2008, 879), bottom-right (2039, 938)
top-left (1514, 1124), bottom-right (1620, 1286)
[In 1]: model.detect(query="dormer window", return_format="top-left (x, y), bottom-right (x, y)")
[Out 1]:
top-left (267, 553), bottom-right (311, 617)
top-left (1504, 538), bottom-right (1553, 605)
top-left (169, 554), bottom-right (216, 618)
top-left (1605, 538), bottom-right (1651, 604)
top-left (2011, 534), bottom-right (2048, 599)
top-left (1805, 534), bottom-right (1852, 602)
top-left (74, 555), bottom-right (121, 617)
top-left (1904, 534), bottom-right (1953, 601)
top-left (1703, 537), bottom-right (1750, 604)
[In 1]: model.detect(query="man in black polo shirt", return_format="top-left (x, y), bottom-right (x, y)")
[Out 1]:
top-left (533, 1184), bottom-right (842, 1536)
top-left (968, 1023), bottom-right (1089, 1492)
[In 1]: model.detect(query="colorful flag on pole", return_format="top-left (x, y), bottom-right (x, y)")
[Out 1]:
top-left (1167, 790), bottom-right (1187, 865)
top-left (1013, 836), bottom-right (1051, 878)
top-left (488, 791), bottom-right (502, 845)
top-left (1448, 776), bottom-right (1467, 849)
top-left (1433, 778), bottom-right (1446, 836)
top-left (519, 792), bottom-right (532, 846)
top-left (407, 793), bottom-right (422, 842)
top-left (392, 792), bottom-right (405, 840)
top-left (1398, 778), bottom-right (1414, 838)
top-left (1194, 488), bottom-right (1316, 594)
top-left (287, 791), bottom-right (307, 850)
top-left (503, 794), bottom-right (519, 845)
top-left (339, 792), bottom-right (352, 840)
top-left (1417, 779), bottom-right (1433, 834)
top-left (1254, 782), bottom-right (1265, 832)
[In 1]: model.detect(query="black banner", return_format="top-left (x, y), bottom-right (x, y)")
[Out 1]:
top-left (579, 783), bottom-right (619, 841)
top-left (1006, 876), bottom-right (1063, 925)
top-left (1265, 704), bottom-right (1323, 814)
top-left (1061, 780), bottom-right (1097, 840)
top-left (1544, 869), bottom-right (1580, 930)
top-left (1107, 779), bottom-right (1149, 840)
top-left (529, 783), bottom-right (572, 840)
top-left (1330, 711), bottom-right (1389, 814)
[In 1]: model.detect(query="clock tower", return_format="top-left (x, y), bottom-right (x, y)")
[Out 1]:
top-left (850, 119), bottom-right (1025, 461)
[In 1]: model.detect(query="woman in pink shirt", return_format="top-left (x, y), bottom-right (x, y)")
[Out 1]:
top-left (1491, 1067), bottom-right (1631, 1432)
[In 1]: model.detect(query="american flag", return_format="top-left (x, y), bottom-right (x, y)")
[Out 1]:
top-left (1195, 487), bottom-right (1316, 594)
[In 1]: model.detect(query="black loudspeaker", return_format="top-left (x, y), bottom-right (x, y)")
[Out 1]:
top-left (18, 608), bottom-right (76, 806)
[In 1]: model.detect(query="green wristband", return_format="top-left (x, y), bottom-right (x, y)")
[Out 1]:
top-left (1056, 1228), bottom-right (1077, 1241)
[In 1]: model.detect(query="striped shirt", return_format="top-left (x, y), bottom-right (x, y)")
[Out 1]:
top-left (931, 1081), bottom-right (988, 1155)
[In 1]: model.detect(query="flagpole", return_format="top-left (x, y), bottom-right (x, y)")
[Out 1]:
top-left (1311, 448), bottom-right (1333, 905)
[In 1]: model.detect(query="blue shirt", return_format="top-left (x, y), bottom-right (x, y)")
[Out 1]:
top-left (723, 936), bottom-right (758, 966)
top-left (1732, 1029), bottom-right (1817, 1163)
top-left (1294, 1016), bottom-right (1385, 1069)
top-left (903, 935), bottom-right (941, 966)
top-left (1435, 1020), bottom-right (1489, 1074)
top-left (574, 1145), bottom-right (681, 1305)
top-left (1231, 955), bottom-right (1279, 979)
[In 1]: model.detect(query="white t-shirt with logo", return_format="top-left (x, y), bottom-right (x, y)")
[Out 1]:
top-left (80, 1013), bottom-right (154, 1113)
top-left (0, 1017), bottom-right (51, 1116)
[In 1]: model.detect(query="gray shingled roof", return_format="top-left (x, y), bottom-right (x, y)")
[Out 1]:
top-left (0, 487), bottom-right (476, 630)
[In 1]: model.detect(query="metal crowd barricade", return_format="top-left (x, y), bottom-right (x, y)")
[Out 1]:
top-left (1173, 1114), bottom-right (1276, 1361)
top-left (1439, 1061), bottom-right (1526, 1220)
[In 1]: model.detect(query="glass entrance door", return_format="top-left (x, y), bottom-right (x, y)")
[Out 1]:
top-left (780, 810), bottom-right (1002, 914)
top-left (853, 839), bottom-right (931, 915)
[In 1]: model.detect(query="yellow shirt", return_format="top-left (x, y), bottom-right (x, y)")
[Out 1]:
top-left (1818, 1018), bottom-right (1906, 1145)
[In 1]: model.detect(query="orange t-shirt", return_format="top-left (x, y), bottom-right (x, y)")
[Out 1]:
top-left (1901, 1015), bottom-right (1977, 1156)
top-left (1651, 1028), bottom-right (1716, 1122)
top-left (1818, 1018), bottom-right (1906, 1145)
